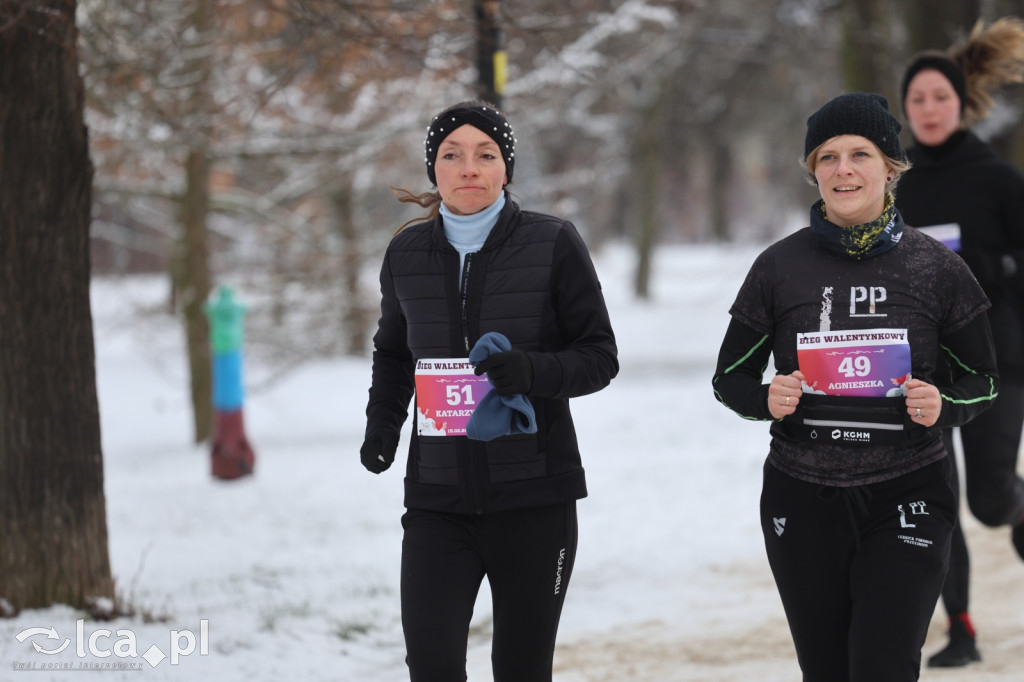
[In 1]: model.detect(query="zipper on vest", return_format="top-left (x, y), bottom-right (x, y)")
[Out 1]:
top-left (459, 253), bottom-right (483, 514)
top-left (460, 253), bottom-right (473, 354)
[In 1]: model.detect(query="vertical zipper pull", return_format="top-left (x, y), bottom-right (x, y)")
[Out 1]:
top-left (461, 254), bottom-right (473, 354)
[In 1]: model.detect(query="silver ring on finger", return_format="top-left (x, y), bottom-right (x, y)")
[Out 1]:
top-left (915, 407), bottom-right (922, 418)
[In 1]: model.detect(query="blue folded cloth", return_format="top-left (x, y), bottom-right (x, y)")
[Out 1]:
top-left (467, 332), bottom-right (538, 441)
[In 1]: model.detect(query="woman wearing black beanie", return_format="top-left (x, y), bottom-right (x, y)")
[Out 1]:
top-left (895, 17), bottom-right (1024, 669)
top-left (714, 91), bottom-right (1000, 681)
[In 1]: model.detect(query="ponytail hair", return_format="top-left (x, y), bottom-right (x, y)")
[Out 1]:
top-left (390, 187), bottom-right (441, 235)
top-left (950, 16), bottom-right (1024, 124)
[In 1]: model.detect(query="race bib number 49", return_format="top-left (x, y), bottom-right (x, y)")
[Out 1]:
top-left (414, 359), bottom-right (493, 437)
top-left (796, 328), bottom-right (912, 397)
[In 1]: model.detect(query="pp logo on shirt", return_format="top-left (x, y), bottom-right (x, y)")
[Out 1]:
top-left (850, 286), bottom-right (887, 317)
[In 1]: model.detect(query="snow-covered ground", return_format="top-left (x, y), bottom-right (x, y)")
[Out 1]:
top-left (1, 242), bottom-right (1022, 681)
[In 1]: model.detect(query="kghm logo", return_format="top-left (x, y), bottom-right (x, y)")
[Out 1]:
top-left (12, 619), bottom-right (209, 670)
top-left (831, 429), bottom-right (870, 443)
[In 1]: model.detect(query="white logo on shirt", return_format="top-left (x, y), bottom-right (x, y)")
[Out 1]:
top-left (850, 286), bottom-right (887, 317)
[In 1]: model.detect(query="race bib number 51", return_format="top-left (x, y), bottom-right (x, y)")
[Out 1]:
top-left (414, 359), bottom-right (493, 436)
top-left (796, 328), bottom-right (912, 397)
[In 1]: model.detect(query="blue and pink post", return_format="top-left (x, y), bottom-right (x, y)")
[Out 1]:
top-left (205, 285), bottom-right (255, 479)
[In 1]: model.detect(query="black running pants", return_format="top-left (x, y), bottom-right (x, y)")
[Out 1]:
top-left (400, 502), bottom-right (578, 682)
top-left (760, 459), bottom-right (957, 682)
top-left (938, 381), bottom-right (1024, 617)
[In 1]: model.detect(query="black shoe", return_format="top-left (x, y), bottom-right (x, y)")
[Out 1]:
top-left (1013, 521), bottom-right (1024, 561)
top-left (927, 619), bottom-right (981, 668)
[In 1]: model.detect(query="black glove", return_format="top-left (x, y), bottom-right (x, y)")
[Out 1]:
top-left (360, 429), bottom-right (400, 474)
top-left (474, 349), bottom-right (533, 396)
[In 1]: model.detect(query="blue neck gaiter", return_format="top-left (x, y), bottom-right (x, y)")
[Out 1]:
top-left (440, 193), bottom-right (506, 275)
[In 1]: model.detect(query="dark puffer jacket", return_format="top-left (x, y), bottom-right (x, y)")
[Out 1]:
top-left (365, 195), bottom-right (618, 514)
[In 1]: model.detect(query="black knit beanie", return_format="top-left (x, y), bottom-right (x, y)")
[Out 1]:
top-left (900, 52), bottom-right (967, 116)
top-left (424, 102), bottom-right (516, 186)
top-left (804, 92), bottom-right (905, 162)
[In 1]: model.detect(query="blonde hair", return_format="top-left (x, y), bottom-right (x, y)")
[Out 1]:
top-left (951, 17), bottom-right (1024, 124)
top-left (801, 143), bottom-right (912, 196)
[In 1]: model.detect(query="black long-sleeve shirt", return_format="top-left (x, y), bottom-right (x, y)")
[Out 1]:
top-left (713, 221), bottom-right (999, 487)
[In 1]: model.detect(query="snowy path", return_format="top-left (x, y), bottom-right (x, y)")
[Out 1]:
top-left (0, 244), bottom-right (1021, 681)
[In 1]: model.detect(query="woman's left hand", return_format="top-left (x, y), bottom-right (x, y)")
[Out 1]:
top-left (905, 378), bottom-right (942, 427)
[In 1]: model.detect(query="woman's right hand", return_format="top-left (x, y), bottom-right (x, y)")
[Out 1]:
top-left (768, 370), bottom-right (805, 420)
top-left (360, 429), bottom-right (400, 474)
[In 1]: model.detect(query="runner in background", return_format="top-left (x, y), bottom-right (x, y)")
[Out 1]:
top-left (713, 92), bottom-right (999, 681)
top-left (895, 17), bottom-right (1024, 668)
top-left (359, 100), bottom-right (618, 682)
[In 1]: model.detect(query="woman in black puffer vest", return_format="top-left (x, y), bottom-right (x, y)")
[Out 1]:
top-left (360, 100), bottom-right (617, 682)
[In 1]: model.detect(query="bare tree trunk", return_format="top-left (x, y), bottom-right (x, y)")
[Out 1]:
top-left (174, 0), bottom-right (215, 444)
top-left (177, 148), bottom-right (213, 443)
top-left (902, 0), bottom-right (979, 52)
top-left (708, 138), bottom-right (732, 242)
top-left (475, 0), bottom-right (503, 106)
top-left (0, 0), bottom-right (114, 611)
top-left (841, 0), bottom-right (896, 102)
top-left (334, 185), bottom-right (370, 355)
top-left (633, 102), bottom-right (660, 300)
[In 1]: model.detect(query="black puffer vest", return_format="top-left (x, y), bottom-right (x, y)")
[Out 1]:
top-left (367, 196), bottom-right (618, 514)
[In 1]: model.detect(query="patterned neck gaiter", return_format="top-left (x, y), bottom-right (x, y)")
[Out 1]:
top-left (810, 194), bottom-right (904, 261)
